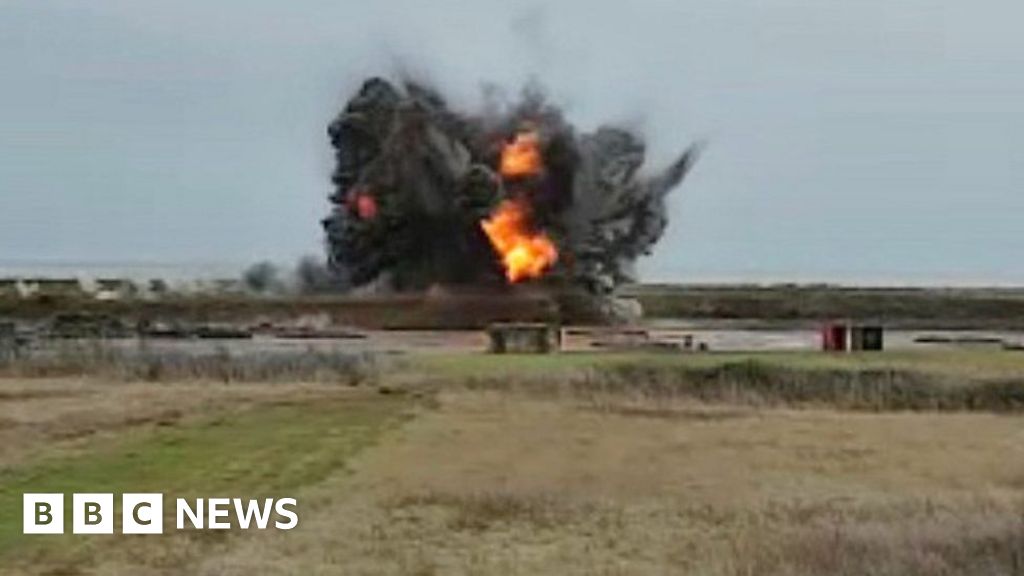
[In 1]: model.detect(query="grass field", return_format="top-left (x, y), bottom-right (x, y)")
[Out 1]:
top-left (1, 351), bottom-right (1022, 575)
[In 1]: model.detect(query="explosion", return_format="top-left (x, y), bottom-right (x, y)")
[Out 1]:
top-left (323, 77), bottom-right (700, 294)
top-left (481, 199), bottom-right (558, 282)
top-left (480, 130), bottom-right (558, 282)
top-left (499, 130), bottom-right (544, 179)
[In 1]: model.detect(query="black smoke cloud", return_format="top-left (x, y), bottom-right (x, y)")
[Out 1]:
top-left (323, 77), bottom-right (700, 294)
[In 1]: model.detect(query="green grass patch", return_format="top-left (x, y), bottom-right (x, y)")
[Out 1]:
top-left (0, 393), bottom-right (410, 562)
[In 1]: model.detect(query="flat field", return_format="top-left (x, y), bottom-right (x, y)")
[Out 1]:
top-left (1, 351), bottom-right (1022, 575)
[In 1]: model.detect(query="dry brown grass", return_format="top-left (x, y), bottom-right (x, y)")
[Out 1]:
top-left (0, 341), bottom-right (377, 384)
top-left (4, 352), bottom-right (1024, 575)
top-left (449, 359), bottom-right (1024, 412)
top-left (161, 389), bottom-right (1024, 576)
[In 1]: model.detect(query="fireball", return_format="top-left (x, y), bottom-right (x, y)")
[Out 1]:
top-left (499, 131), bottom-right (543, 179)
top-left (481, 199), bottom-right (558, 283)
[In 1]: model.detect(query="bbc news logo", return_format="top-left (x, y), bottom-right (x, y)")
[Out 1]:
top-left (23, 494), bottom-right (298, 534)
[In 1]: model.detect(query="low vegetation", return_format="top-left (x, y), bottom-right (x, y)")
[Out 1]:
top-left (0, 341), bottom-right (377, 384)
top-left (8, 283), bottom-right (1024, 328)
top-left (629, 283), bottom-right (1024, 327)
top-left (0, 383), bottom-right (412, 573)
top-left (0, 291), bottom-right (556, 329)
top-left (0, 349), bottom-right (1022, 575)
top-left (420, 351), bottom-right (1024, 412)
top-left (199, 388), bottom-right (1024, 576)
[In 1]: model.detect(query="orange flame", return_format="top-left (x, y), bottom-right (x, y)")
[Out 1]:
top-left (481, 199), bottom-right (558, 283)
top-left (499, 131), bottom-right (543, 179)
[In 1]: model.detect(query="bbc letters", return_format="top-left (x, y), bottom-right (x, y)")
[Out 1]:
top-left (23, 493), bottom-right (298, 534)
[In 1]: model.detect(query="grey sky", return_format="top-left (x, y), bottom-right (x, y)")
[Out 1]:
top-left (1, 0), bottom-right (1021, 284)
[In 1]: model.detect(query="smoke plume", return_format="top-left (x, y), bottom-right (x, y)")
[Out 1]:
top-left (323, 77), bottom-right (700, 294)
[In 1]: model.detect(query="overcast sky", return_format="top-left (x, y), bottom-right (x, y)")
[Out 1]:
top-left (1, 0), bottom-right (1021, 284)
